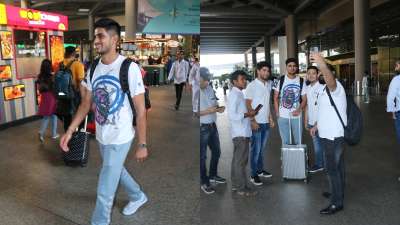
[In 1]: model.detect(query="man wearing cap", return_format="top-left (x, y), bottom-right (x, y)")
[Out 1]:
top-left (199, 67), bottom-right (226, 194)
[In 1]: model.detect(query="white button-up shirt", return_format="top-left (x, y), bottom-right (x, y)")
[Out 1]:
top-left (189, 62), bottom-right (200, 87)
top-left (245, 78), bottom-right (272, 124)
top-left (387, 75), bottom-right (400, 112)
top-left (228, 86), bottom-right (252, 138)
top-left (168, 59), bottom-right (189, 84)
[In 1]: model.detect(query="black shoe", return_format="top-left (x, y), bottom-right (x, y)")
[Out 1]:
top-left (320, 205), bottom-right (343, 215)
top-left (250, 175), bottom-right (263, 186)
top-left (257, 170), bottom-right (272, 178)
top-left (322, 192), bottom-right (331, 199)
top-left (174, 105), bottom-right (179, 110)
top-left (210, 176), bottom-right (227, 184)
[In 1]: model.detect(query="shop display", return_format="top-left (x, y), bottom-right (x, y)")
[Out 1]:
top-left (3, 84), bottom-right (25, 101)
top-left (0, 31), bottom-right (14, 60)
top-left (50, 35), bottom-right (64, 72)
top-left (0, 64), bottom-right (12, 82)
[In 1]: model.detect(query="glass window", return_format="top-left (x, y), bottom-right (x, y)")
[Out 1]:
top-left (15, 30), bottom-right (46, 79)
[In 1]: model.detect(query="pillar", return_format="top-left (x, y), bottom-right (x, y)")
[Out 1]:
top-left (125, 0), bottom-right (138, 41)
top-left (285, 14), bottom-right (298, 62)
top-left (264, 35), bottom-right (271, 65)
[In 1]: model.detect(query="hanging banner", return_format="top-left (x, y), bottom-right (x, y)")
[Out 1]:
top-left (137, 0), bottom-right (199, 34)
top-left (0, 4), bottom-right (68, 31)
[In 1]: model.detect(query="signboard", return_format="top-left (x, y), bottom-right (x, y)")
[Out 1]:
top-left (137, 0), bottom-right (199, 34)
top-left (49, 35), bottom-right (64, 72)
top-left (3, 84), bottom-right (25, 101)
top-left (0, 30), bottom-right (14, 59)
top-left (0, 64), bottom-right (11, 82)
top-left (0, 4), bottom-right (68, 31)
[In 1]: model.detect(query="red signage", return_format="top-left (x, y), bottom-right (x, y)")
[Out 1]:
top-left (1, 4), bottom-right (68, 31)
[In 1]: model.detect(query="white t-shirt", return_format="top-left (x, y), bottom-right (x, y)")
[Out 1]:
top-left (316, 81), bottom-right (347, 140)
top-left (245, 79), bottom-right (272, 124)
top-left (81, 55), bottom-right (145, 145)
top-left (273, 75), bottom-right (306, 118)
top-left (305, 82), bottom-right (323, 126)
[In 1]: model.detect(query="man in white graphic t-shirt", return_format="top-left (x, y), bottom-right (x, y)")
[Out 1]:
top-left (60, 18), bottom-right (148, 225)
top-left (273, 58), bottom-right (307, 145)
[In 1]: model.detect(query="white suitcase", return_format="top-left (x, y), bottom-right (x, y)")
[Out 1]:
top-left (281, 115), bottom-right (308, 182)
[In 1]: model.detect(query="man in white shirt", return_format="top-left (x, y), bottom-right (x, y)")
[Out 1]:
top-left (189, 57), bottom-right (200, 115)
top-left (304, 66), bottom-right (324, 173)
top-left (199, 67), bottom-right (226, 194)
top-left (386, 59), bottom-right (400, 181)
top-left (168, 51), bottom-right (189, 110)
top-left (362, 71), bottom-right (370, 104)
top-left (273, 58), bottom-right (307, 145)
top-left (60, 18), bottom-right (148, 225)
top-left (245, 61), bottom-right (275, 186)
top-left (228, 70), bottom-right (257, 196)
top-left (309, 53), bottom-right (347, 215)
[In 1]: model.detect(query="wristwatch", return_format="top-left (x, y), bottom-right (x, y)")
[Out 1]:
top-left (138, 143), bottom-right (147, 149)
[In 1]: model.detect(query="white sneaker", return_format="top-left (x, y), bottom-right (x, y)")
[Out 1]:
top-left (122, 194), bottom-right (148, 216)
top-left (51, 134), bottom-right (60, 139)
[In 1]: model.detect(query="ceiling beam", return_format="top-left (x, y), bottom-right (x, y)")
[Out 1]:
top-left (294, 0), bottom-right (318, 14)
top-left (248, 0), bottom-right (290, 15)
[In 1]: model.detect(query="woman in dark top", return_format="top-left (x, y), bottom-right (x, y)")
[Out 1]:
top-left (37, 59), bottom-right (58, 142)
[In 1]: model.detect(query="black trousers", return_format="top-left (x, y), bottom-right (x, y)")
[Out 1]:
top-left (175, 83), bottom-right (185, 107)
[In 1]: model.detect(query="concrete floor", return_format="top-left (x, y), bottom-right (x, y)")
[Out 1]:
top-left (1, 84), bottom-right (400, 225)
top-left (200, 88), bottom-right (400, 225)
top-left (0, 85), bottom-right (199, 225)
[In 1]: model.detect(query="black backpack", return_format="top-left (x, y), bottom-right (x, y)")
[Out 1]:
top-left (89, 57), bottom-right (151, 126)
top-left (54, 60), bottom-right (76, 99)
top-left (326, 88), bottom-right (363, 145)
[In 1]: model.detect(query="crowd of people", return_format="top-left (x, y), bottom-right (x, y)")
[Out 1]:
top-left (199, 52), bottom-right (400, 215)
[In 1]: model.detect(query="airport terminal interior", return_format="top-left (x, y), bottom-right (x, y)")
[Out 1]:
top-left (0, 0), bottom-right (399, 225)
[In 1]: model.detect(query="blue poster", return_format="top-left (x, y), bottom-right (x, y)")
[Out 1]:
top-left (138, 0), bottom-right (199, 34)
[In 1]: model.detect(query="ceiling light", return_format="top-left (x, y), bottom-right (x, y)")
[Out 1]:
top-left (78, 8), bottom-right (90, 12)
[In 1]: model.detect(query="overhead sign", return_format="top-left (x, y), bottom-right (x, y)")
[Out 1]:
top-left (137, 0), bottom-right (199, 34)
top-left (0, 4), bottom-right (68, 31)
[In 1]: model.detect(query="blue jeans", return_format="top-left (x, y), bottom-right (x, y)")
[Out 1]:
top-left (395, 111), bottom-right (400, 144)
top-left (200, 123), bottom-right (221, 186)
top-left (320, 137), bottom-right (345, 207)
top-left (91, 141), bottom-right (145, 225)
top-left (250, 123), bottom-right (270, 176)
top-left (308, 124), bottom-right (324, 168)
top-left (277, 117), bottom-right (303, 145)
top-left (39, 115), bottom-right (58, 137)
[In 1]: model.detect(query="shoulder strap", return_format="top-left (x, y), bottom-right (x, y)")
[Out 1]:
top-left (119, 58), bottom-right (135, 114)
top-left (300, 77), bottom-right (304, 91)
top-left (66, 59), bottom-right (76, 70)
top-left (325, 87), bottom-right (346, 129)
top-left (279, 75), bottom-right (285, 93)
top-left (89, 58), bottom-right (100, 83)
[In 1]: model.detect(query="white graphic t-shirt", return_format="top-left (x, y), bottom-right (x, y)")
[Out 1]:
top-left (273, 75), bottom-right (306, 119)
top-left (81, 55), bottom-right (145, 145)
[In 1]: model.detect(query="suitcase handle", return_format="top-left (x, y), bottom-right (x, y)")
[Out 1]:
top-left (288, 113), bottom-right (302, 145)
top-left (78, 115), bottom-right (88, 132)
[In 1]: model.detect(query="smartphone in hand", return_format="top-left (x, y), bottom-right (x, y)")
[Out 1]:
top-left (254, 104), bottom-right (263, 113)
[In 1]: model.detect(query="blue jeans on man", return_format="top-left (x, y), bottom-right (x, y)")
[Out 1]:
top-left (200, 123), bottom-right (221, 186)
top-left (250, 123), bottom-right (270, 177)
top-left (395, 111), bottom-right (400, 143)
top-left (91, 141), bottom-right (145, 225)
top-left (307, 124), bottom-right (324, 169)
top-left (320, 137), bottom-right (345, 208)
top-left (277, 116), bottom-right (303, 145)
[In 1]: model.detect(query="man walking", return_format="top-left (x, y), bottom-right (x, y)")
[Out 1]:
top-left (60, 18), bottom-right (148, 225)
top-left (168, 51), bottom-right (189, 110)
top-left (189, 57), bottom-right (200, 116)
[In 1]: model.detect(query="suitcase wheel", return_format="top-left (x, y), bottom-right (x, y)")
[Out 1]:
top-left (80, 163), bottom-right (87, 167)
